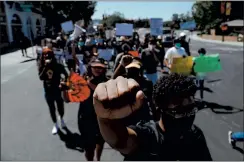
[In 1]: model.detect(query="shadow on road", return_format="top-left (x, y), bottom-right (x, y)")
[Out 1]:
top-left (20, 58), bottom-right (36, 63)
top-left (57, 127), bottom-right (84, 153)
top-left (196, 100), bottom-right (243, 114)
top-left (206, 79), bottom-right (222, 83)
top-left (233, 145), bottom-right (244, 154)
top-left (196, 87), bottom-right (214, 93)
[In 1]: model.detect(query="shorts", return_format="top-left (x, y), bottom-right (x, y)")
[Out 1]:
top-left (144, 73), bottom-right (158, 85)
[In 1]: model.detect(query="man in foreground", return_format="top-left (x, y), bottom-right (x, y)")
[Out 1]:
top-left (93, 74), bottom-right (212, 161)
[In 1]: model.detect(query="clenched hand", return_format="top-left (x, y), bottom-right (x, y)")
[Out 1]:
top-left (93, 76), bottom-right (145, 119)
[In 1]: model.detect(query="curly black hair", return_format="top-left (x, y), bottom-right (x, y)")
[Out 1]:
top-left (152, 73), bottom-right (197, 109)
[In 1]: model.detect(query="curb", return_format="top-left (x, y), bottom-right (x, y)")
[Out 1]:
top-left (190, 34), bottom-right (243, 47)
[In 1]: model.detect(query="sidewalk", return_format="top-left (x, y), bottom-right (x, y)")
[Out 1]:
top-left (190, 34), bottom-right (243, 47)
top-left (1, 47), bottom-right (36, 67)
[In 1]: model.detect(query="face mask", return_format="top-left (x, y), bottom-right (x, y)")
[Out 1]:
top-left (162, 113), bottom-right (195, 136)
top-left (175, 43), bottom-right (181, 48)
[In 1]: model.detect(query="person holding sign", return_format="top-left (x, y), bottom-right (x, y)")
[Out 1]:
top-left (78, 58), bottom-right (108, 161)
top-left (164, 38), bottom-right (187, 73)
top-left (193, 48), bottom-right (207, 102)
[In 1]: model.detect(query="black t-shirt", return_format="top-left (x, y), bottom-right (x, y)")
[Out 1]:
top-left (40, 63), bottom-right (67, 93)
top-left (141, 49), bottom-right (159, 74)
top-left (124, 121), bottom-right (212, 161)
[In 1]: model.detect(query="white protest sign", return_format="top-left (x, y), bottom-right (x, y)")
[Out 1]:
top-left (150, 18), bottom-right (163, 36)
top-left (116, 23), bottom-right (133, 36)
top-left (61, 21), bottom-right (74, 33)
top-left (98, 49), bottom-right (113, 61)
top-left (105, 30), bottom-right (113, 39)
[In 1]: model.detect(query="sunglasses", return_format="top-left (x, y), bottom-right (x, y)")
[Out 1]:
top-left (163, 103), bottom-right (198, 119)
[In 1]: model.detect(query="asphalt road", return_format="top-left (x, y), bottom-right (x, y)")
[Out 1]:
top-left (1, 35), bottom-right (243, 160)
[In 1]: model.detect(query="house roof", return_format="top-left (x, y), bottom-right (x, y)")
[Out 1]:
top-left (222, 19), bottom-right (244, 27)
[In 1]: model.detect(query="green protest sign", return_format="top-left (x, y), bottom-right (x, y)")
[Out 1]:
top-left (193, 54), bottom-right (222, 73)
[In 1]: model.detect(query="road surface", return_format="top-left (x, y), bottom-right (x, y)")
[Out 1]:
top-left (1, 35), bottom-right (243, 160)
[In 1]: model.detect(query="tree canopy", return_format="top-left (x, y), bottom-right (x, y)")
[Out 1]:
top-left (31, 1), bottom-right (96, 32)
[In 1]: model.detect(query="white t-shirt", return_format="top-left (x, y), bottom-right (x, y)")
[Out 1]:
top-left (164, 47), bottom-right (187, 65)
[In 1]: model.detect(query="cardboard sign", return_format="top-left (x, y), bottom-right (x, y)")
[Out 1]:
top-left (61, 21), bottom-right (74, 33)
top-left (63, 72), bottom-right (90, 103)
top-left (150, 18), bottom-right (163, 36)
top-left (171, 56), bottom-right (193, 74)
top-left (116, 23), bottom-right (133, 36)
top-left (98, 49), bottom-right (113, 61)
top-left (129, 51), bottom-right (139, 58)
top-left (193, 54), bottom-right (222, 73)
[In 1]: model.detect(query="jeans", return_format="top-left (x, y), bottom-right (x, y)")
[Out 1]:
top-left (196, 79), bottom-right (204, 99)
top-left (144, 73), bottom-right (158, 85)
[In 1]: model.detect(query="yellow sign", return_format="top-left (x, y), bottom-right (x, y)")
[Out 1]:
top-left (171, 56), bottom-right (193, 75)
top-left (226, 2), bottom-right (231, 16)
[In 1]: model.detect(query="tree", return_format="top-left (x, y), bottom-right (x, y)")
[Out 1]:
top-left (31, 1), bottom-right (96, 32)
top-left (101, 12), bottom-right (125, 27)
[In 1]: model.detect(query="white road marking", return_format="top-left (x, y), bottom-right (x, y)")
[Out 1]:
top-left (231, 121), bottom-right (241, 128)
top-left (221, 116), bottom-right (227, 120)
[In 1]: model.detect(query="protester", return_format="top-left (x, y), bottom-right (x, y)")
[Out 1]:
top-left (193, 48), bottom-right (207, 102)
top-left (141, 37), bottom-right (160, 85)
top-left (78, 58), bottom-right (108, 161)
top-left (38, 48), bottom-right (68, 135)
top-left (66, 43), bottom-right (77, 72)
top-left (19, 32), bottom-right (29, 57)
top-left (164, 38), bottom-right (187, 72)
top-left (156, 35), bottom-right (166, 70)
top-left (93, 74), bottom-right (212, 161)
top-left (113, 43), bottom-right (132, 72)
top-left (179, 32), bottom-right (191, 56)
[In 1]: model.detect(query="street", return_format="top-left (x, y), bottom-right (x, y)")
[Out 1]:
top-left (1, 34), bottom-right (244, 160)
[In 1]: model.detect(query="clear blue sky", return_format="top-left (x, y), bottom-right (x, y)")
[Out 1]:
top-left (92, 2), bottom-right (194, 21)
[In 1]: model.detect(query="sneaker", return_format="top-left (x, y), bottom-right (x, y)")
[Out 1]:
top-left (228, 131), bottom-right (232, 144)
top-left (52, 124), bottom-right (59, 135)
top-left (60, 119), bottom-right (67, 129)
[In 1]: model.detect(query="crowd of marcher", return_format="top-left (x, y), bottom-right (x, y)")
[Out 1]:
top-left (35, 28), bottom-right (243, 161)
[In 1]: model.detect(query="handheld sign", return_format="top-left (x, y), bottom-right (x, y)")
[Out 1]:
top-left (129, 51), bottom-right (139, 58)
top-left (193, 54), bottom-right (221, 73)
top-left (61, 21), bottom-right (74, 33)
top-left (116, 23), bottom-right (133, 36)
top-left (63, 72), bottom-right (90, 103)
top-left (150, 18), bottom-right (163, 36)
top-left (98, 49), bottom-right (113, 61)
top-left (171, 56), bottom-right (193, 74)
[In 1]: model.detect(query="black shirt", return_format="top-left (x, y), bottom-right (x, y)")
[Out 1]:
top-left (141, 49), bottom-right (159, 74)
top-left (124, 121), bottom-right (212, 161)
top-left (181, 40), bottom-right (191, 56)
top-left (39, 63), bottom-right (68, 93)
